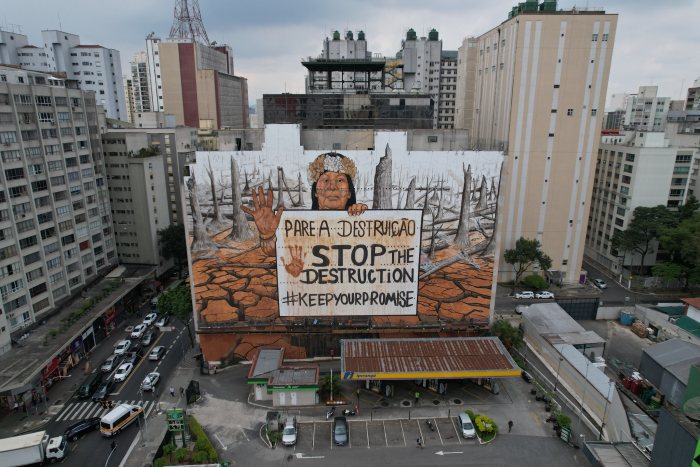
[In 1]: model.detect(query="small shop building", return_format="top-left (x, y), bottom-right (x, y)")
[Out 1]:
top-left (248, 347), bottom-right (319, 407)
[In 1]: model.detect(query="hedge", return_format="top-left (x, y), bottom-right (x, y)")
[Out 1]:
top-left (188, 415), bottom-right (218, 463)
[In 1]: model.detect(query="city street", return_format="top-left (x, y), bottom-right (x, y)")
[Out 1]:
top-left (40, 299), bottom-right (193, 467)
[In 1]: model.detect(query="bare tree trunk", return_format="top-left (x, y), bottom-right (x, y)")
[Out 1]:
top-left (476, 175), bottom-right (489, 211)
top-left (298, 172), bottom-right (303, 205)
top-left (187, 174), bottom-right (219, 252)
top-left (205, 160), bottom-right (228, 230)
top-left (396, 178), bottom-right (403, 209)
top-left (227, 157), bottom-right (255, 242)
top-left (453, 164), bottom-right (472, 247)
top-left (481, 164), bottom-right (503, 257)
top-left (276, 167), bottom-right (285, 209)
top-left (404, 177), bottom-right (416, 209)
top-left (372, 144), bottom-right (393, 209)
top-left (437, 177), bottom-right (445, 220)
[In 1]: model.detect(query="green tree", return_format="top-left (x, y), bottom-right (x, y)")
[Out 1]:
top-left (320, 373), bottom-right (341, 396)
top-left (523, 275), bottom-right (548, 289)
top-left (158, 285), bottom-right (194, 347)
top-left (504, 238), bottom-right (552, 295)
top-left (652, 213), bottom-right (700, 291)
top-left (487, 319), bottom-right (524, 351)
top-left (611, 206), bottom-right (676, 275)
top-left (678, 195), bottom-right (700, 221)
top-left (162, 444), bottom-right (175, 462)
top-left (174, 447), bottom-right (187, 462)
top-left (159, 224), bottom-right (188, 278)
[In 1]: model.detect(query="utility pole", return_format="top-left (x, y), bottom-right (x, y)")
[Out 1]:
top-left (598, 381), bottom-right (614, 440)
top-left (576, 359), bottom-right (592, 446)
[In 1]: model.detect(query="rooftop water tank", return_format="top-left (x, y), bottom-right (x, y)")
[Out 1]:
top-left (346, 30), bottom-right (353, 40)
top-left (540, 0), bottom-right (557, 11)
top-left (522, 0), bottom-right (538, 12)
top-left (358, 30), bottom-right (365, 40)
top-left (406, 28), bottom-right (417, 41)
top-left (333, 30), bottom-right (340, 40)
top-left (428, 29), bottom-right (439, 41)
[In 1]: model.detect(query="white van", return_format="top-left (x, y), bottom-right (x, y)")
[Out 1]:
top-left (457, 413), bottom-right (476, 439)
top-left (100, 403), bottom-right (142, 437)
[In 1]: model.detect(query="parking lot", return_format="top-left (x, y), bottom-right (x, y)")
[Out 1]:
top-left (290, 417), bottom-right (478, 451)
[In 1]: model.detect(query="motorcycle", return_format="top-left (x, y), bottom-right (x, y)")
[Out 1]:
top-left (342, 409), bottom-right (356, 416)
top-left (426, 420), bottom-right (434, 431)
top-left (326, 406), bottom-right (335, 420)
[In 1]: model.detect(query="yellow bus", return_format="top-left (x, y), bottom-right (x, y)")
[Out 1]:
top-left (100, 403), bottom-right (142, 436)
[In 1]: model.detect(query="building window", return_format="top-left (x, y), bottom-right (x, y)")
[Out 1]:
top-left (626, 153), bottom-right (635, 162)
top-left (567, 109), bottom-right (573, 116)
top-left (615, 218), bottom-right (624, 227)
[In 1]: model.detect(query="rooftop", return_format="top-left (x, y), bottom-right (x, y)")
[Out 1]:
top-left (681, 298), bottom-right (700, 309)
top-left (555, 343), bottom-right (614, 402)
top-left (523, 303), bottom-right (606, 346)
top-left (642, 338), bottom-right (700, 384)
top-left (247, 347), bottom-right (319, 386)
top-left (584, 442), bottom-right (650, 467)
top-left (0, 265), bottom-right (156, 395)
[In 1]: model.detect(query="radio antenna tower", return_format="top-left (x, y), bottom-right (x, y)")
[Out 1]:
top-left (169, 0), bottom-right (210, 45)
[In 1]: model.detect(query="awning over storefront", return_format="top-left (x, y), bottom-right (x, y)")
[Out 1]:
top-left (340, 337), bottom-right (521, 380)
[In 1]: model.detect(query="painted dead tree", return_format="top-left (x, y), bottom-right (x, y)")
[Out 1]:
top-left (205, 159), bottom-right (228, 230)
top-left (187, 174), bottom-right (219, 252)
top-left (453, 164), bottom-right (472, 247)
top-left (226, 156), bottom-right (255, 242)
top-left (372, 144), bottom-right (393, 209)
top-left (404, 177), bottom-right (416, 209)
top-left (476, 175), bottom-right (489, 211)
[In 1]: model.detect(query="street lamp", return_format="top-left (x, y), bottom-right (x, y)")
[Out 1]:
top-left (576, 358), bottom-right (592, 446)
top-left (554, 356), bottom-right (564, 394)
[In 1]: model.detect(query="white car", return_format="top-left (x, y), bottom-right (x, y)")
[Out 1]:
top-left (593, 278), bottom-right (608, 289)
top-left (114, 340), bottom-right (131, 356)
top-left (155, 316), bottom-right (169, 328)
top-left (149, 346), bottom-right (166, 361)
top-left (515, 291), bottom-right (534, 299)
top-left (141, 372), bottom-right (160, 391)
top-left (143, 313), bottom-right (158, 326)
top-left (113, 363), bottom-right (133, 382)
top-left (535, 291), bottom-right (555, 299)
top-left (131, 324), bottom-right (147, 339)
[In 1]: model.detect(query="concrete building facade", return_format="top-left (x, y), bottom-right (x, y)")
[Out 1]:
top-left (122, 78), bottom-right (134, 124)
top-left (0, 66), bottom-right (115, 350)
top-left (129, 52), bottom-right (151, 115)
top-left (623, 86), bottom-right (670, 132)
top-left (686, 78), bottom-right (700, 111)
top-left (455, 8), bottom-right (618, 284)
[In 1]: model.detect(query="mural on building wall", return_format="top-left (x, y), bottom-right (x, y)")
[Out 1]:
top-left (185, 133), bottom-right (502, 360)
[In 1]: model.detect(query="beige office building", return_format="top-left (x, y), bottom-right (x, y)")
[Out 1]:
top-left (456, 8), bottom-right (618, 283)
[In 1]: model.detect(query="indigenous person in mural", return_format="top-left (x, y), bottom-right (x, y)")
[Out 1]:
top-left (240, 153), bottom-right (368, 261)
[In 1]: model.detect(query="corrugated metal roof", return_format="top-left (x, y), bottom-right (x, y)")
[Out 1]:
top-left (251, 348), bottom-right (283, 377)
top-left (586, 443), bottom-right (650, 467)
top-left (554, 344), bottom-right (614, 402)
top-left (674, 315), bottom-right (700, 332)
top-left (643, 339), bottom-right (700, 385)
top-left (654, 306), bottom-right (685, 316)
top-left (270, 368), bottom-right (317, 384)
top-left (523, 303), bottom-right (588, 334)
top-left (544, 331), bottom-right (606, 346)
top-left (342, 337), bottom-right (519, 374)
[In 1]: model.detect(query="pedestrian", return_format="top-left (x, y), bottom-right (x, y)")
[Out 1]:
top-left (179, 387), bottom-right (184, 396)
top-left (416, 437), bottom-right (423, 449)
top-left (356, 388), bottom-right (360, 399)
top-left (13, 402), bottom-right (18, 412)
top-left (170, 387), bottom-right (175, 397)
top-left (508, 420), bottom-right (513, 433)
top-left (415, 391), bottom-right (420, 404)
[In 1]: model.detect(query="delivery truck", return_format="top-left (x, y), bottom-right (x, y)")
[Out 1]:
top-left (0, 431), bottom-right (66, 466)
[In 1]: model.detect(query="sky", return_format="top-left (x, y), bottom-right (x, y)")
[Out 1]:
top-left (3, 0), bottom-right (700, 108)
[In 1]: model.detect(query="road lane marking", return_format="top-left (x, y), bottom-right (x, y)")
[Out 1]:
top-left (312, 422), bottom-right (315, 451)
top-left (449, 417), bottom-right (462, 444)
top-left (55, 403), bottom-right (75, 421)
top-left (366, 420), bottom-right (370, 448)
top-left (434, 419), bottom-right (444, 445)
top-left (114, 333), bottom-right (166, 394)
top-left (382, 421), bottom-right (387, 447)
top-left (531, 412), bottom-right (541, 426)
top-left (417, 419), bottom-right (424, 445)
top-left (400, 420), bottom-right (406, 446)
top-left (71, 402), bottom-right (90, 420)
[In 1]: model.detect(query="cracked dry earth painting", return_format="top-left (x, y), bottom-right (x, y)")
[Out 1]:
top-left (185, 130), bottom-right (503, 361)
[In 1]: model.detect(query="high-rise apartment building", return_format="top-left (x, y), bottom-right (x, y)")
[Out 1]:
top-left (622, 86), bottom-right (670, 131)
top-left (456, 38), bottom-right (478, 132)
top-left (122, 78), bottom-right (134, 124)
top-left (0, 66), bottom-right (114, 347)
top-left (144, 35), bottom-right (248, 129)
top-left (456, 5), bottom-right (618, 284)
top-left (0, 29), bottom-right (126, 120)
top-left (686, 78), bottom-right (700, 111)
top-left (129, 52), bottom-right (152, 115)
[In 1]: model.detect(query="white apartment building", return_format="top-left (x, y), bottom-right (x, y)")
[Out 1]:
top-left (585, 130), bottom-right (694, 273)
top-left (398, 29), bottom-right (443, 129)
top-left (623, 86), bottom-right (670, 132)
top-left (145, 34), bottom-right (163, 111)
top-left (129, 52), bottom-right (151, 114)
top-left (0, 29), bottom-right (126, 120)
top-left (123, 78), bottom-right (134, 124)
top-left (0, 66), bottom-right (115, 351)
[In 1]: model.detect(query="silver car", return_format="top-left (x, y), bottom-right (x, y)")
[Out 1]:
top-left (593, 278), bottom-right (608, 289)
top-left (149, 346), bottom-right (166, 361)
top-left (281, 417), bottom-right (297, 446)
top-left (141, 372), bottom-right (160, 391)
top-left (101, 355), bottom-right (121, 373)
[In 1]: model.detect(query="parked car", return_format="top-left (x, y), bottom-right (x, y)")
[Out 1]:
top-left (521, 371), bottom-right (532, 383)
top-left (92, 379), bottom-right (114, 402)
top-left (457, 413), bottom-right (476, 439)
top-left (535, 291), bottom-right (555, 299)
top-left (123, 350), bottom-right (142, 365)
top-left (101, 354), bottom-right (122, 373)
top-left (143, 313), bottom-right (158, 326)
top-left (131, 324), bottom-right (147, 339)
top-left (77, 373), bottom-right (103, 399)
top-left (149, 346), bottom-right (166, 361)
top-left (333, 417), bottom-right (348, 445)
top-left (64, 418), bottom-right (101, 441)
top-left (593, 278), bottom-right (607, 289)
top-left (515, 291), bottom-right (535, 299)
top-left (155, 316), bottom-right (170, 328)
top-left (113, 363), bottom-right (134, 382)
top-left (141, 332), bottom-right (157, 347)
top-left (114, 340), bottom-right (131, 356)
top-left (281, 417), bottom-right (297, 446)
top-left (141, 372), bottom-right (160, 391)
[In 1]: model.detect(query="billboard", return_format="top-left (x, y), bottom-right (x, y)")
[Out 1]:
top-left (185, 127), bottom-right (503, 352)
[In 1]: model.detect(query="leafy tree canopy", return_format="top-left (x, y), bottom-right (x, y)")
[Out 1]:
top-left (158, 285), bottom-right (194, 347)
top-left (159, 224), bottom-right (188, 278)
top-left (504, 237), bottom-right (552, 294)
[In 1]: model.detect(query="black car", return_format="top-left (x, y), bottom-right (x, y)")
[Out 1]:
top-left (521, 371), bottom-right (532, 383)
top-left (141, 332), bottom-right (157, 347)
top-left (76, 373), bottom-right (103, 399)
top-left (333, 417), bottom-right (348, 445)
top-left (92, 379), bottom-right (114, 402)
top-left (64, 417), bottom-right (101, 441)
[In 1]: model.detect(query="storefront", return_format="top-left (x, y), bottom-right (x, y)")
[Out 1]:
top-left (248, 347), bottom-right (319, 407)
top-left (341, 337), bottom-right (522, 396)
top-left (41, 357), bottom-right (61, 392)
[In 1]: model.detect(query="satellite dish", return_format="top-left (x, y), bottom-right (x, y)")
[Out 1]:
top-left (683, 397), bottom-right (700, 421)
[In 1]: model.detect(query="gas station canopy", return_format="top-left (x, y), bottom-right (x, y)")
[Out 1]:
top-left (340, 337), bottom-right (521, 380)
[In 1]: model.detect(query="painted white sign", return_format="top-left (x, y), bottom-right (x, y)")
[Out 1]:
top-left (276, 210), bottom-right (423, 316)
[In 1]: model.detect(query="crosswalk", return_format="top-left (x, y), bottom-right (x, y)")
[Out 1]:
top-left (54, 400), bottom-right (154, 422)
